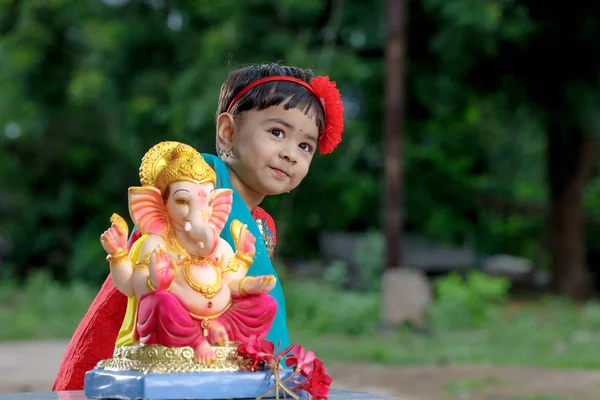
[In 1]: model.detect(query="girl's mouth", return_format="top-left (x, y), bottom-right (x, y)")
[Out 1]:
top-left (269, 166), bottom-right (290, 179)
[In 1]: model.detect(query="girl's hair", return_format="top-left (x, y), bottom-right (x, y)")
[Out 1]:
top-left (216, 63), bottom-right (326, 131)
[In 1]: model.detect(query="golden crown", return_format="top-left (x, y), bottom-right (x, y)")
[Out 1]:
top-left (139, 141), bottom-right (216, 194)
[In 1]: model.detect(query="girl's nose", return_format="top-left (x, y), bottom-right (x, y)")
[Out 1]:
top-left (280, 147), bottom-right (297, 164)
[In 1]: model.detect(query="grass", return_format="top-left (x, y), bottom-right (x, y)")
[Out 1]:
top-left (0, 272), bottom-right (96, 340)
top-left (287, 282), bottom-right (600, 370)
top-left (290, 323), bottom-right (600, 369)
top-left (4, 272), bottom-right (600, 372)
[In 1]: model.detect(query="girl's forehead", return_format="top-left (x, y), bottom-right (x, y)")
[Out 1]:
top-left (246, 104), bottom-right (319, 127)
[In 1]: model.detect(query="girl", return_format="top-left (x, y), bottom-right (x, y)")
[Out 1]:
top-left (52, 62), bottom-right (344, 391)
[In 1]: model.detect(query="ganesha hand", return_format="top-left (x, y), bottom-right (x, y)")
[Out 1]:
top-left (231, 220), bottom-right (256, 265)
top-left (148, 246), bottom-right (176, 291)
top-left (101, 214), bottom-right (129, 262)
top-left (239, 275), bottom-right (276, 296)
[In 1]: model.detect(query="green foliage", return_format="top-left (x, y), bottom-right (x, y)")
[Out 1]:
top-left (429, 270), bottom-right (511, 330)
top-left (0, 271), bottom-right (95, 340)
top-left (2, 0), bottom-right (600, 288)
top-left (0, 0), bottom-right (375, 281)
top-left (323, 260), bottom-right (348, 287)
top-left (353, 231), bottom-right (385, 291)
top-left (284, 281), bottom-right (379, 335)
top-left (322, 232), bottom-right (385, 292)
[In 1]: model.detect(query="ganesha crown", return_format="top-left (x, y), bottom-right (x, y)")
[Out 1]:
top-left (139, 141), bottom-right (216, 193)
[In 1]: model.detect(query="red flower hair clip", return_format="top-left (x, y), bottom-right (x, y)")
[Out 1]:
top-left (309, 76), bottom-right (344, 154)
top-left (226, 75), bottom-right (345, 155)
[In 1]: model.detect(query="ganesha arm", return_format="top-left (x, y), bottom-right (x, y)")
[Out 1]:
top-left (131, 235), bottom-right (165, 297)
top-left (130, 250), bottom-right (153, 298)
top-left (103, 213), bottom-right (136, 297)
top-left (110, 235), bottom-right (162, 298)
top-left (220, 253), bottom-right (247, 296)
top-left (213, 242), bottom-right (248, 275)
top-left (108, 251), bottom-right (135, 298)
top-left (228, 219), bottom-right (257, 275)
top-left (225, 265), bottom-right (277, 297)
top-left (219, 220), bottom-right (275, 296)
top-left (227, 264), bottom-right (277, 297)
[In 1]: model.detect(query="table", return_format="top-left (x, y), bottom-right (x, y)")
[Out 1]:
top-left (0, 390), bottom-right (401, 400)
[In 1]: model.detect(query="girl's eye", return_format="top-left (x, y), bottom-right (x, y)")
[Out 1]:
top-left (270, 129), bottom-right (284, 138)
top-left (299, 143), bottom-right (313, 152)
top-left (175, 199), bottom-right (188, 205)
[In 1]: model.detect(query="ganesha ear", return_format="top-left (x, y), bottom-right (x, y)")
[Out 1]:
top-left (128, 187), bottom-right (169, 236)
top-left (209, 189), bottom-right (233, 234)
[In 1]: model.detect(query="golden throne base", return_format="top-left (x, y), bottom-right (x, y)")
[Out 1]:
top-left (95, 342), bottom-right (253, 374)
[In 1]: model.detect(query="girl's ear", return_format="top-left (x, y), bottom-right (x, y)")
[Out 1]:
top-left (216, 113), bottom-right (235, 154)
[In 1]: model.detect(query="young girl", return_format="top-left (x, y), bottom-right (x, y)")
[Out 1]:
top-left (52, 62), bottom-right (344, 391)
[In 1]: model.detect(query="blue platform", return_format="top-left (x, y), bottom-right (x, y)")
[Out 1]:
top-left (84, 368), bottom-right (305, 400)
top-left (0, 390), bottom-right (398, 400)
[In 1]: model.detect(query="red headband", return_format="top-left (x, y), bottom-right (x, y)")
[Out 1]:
top-left (226, 75), bottom-right (344, 154)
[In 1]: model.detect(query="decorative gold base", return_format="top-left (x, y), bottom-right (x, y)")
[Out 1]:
top-left (96, 343), bottom-right (252, 374)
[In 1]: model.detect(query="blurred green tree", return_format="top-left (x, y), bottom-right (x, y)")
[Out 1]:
top-left (421, 0), bottom-right (600, 298)
top-left (0, 0), bottom-right (372, 283)
top-left (0, 0), bottom-right (598, 301)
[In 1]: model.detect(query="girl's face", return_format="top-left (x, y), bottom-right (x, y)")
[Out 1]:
top-left (225, 103), bottom-right (319, 197)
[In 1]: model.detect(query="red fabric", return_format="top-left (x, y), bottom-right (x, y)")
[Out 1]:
top-left (128, 229), bottom-right (142, 248)
top-left (51, 276), bottom-right (126, 391)
top-left (52, 207), bottom-right (277, 391)
top-left (136, 290), bottom-right (277, 348)
top-left (219, 293), bottom-right (277, 342)
top-left (136, 290), bottom-right (204, 348)
top-left (252, 206), bottom-right (277, 244)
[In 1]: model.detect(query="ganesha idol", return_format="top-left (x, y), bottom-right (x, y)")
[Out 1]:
top-left (84, 142), bottom-right (283, 400)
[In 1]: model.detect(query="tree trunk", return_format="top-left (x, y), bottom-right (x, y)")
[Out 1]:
top-left (547, 126), bottom-right (596, 299)
top-left (384, 0), bottom-right (406, 269)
